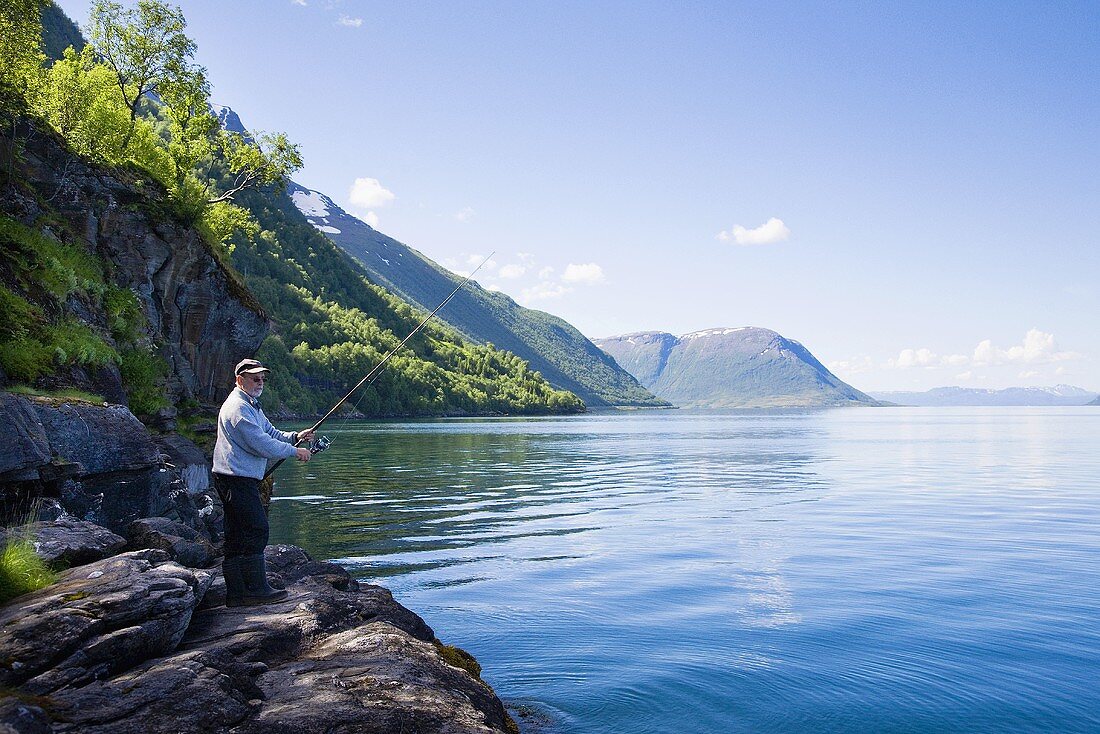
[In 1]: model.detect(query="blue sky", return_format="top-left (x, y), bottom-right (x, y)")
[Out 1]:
top-left (54, 1), bottom-right (1100, 392)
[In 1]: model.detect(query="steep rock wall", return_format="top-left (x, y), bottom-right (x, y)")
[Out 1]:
top-left (0, 117), bottom-right (267, 406)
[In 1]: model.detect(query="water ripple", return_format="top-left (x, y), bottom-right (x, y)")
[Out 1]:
top-left (271, 409), bottom-right (1100, 734)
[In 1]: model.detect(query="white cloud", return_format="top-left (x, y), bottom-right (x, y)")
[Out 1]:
top-left (718, 217), bottom-right (791, 246)
top-left (455, 207), bottom-right (475, 223)
top-left (956, 371), bottom-right (974, 381)
top-left (517, 252), bottom-right (534, 264)
top-left (498, 264), bottom-right (526, 279)
top-left (562, 262), bottom-right (605, 284)
top-left (828, 356), bottom-right (874, 375)
top-left (465, 253), bottom-right (497, 271)
top-left (362, 211), bottom-right (379, 228)
top-left (1018, 370), bottom-right (1040, 379)
top-left (894, 348), bottom-right (938, 368)
top-left (971, 329), bottom-right (1081, 367)
top-left (291, 0), bottom-right (307, 5)
top-left (537, 266), bottom-right (554, 280)
top-left (942, 354), bottom-right (969, 366)
top-left (338, 14), bottom-right (363, 27)
top-left (349, 177), bottom-right (395, 209)
top-left (522, 281), bottom-right (571, 301)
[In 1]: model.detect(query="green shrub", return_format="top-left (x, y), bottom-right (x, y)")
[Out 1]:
top-left (0, 535), bottom-right (57, 605)
top-left (0, 336), bottom-right (54, 382)
top-left (103, 285), bottom-right (144, 342)
top-left (119, 347), bottom-right (168, 415)
top-left (49, 319), bottom-right (119, 369)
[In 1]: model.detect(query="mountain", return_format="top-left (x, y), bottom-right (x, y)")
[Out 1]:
top-left (11, 21), bottom-right (584, 419)
top-left (1090, 395), bottom-right (1100, 406)
top-left (287, 181), bottom-right (666, 408)
top-left (871, 385), bottom-right (1099, 406)
top-left (594, 328), bottom-right (880, 408)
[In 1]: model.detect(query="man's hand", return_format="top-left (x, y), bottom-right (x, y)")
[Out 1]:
top-left (298, 429), bottom-right (316, 443)
top-left (295, 447), bottom-right (312, 462)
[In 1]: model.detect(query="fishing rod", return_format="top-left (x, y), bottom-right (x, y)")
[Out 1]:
top-left (263, 252), bottom-right (495, 480)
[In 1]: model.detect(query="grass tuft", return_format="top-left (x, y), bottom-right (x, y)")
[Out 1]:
top-left (0, 530), bottom-right (57, 605)
top-left (433, 640), bottom-right (482, 679)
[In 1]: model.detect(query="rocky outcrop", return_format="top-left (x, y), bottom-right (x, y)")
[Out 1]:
top-left (127, 516), bottom-right (217, 568)
top-left (0, 546), bottom-right (514, 734)
top-left (0, 549), bottom-right (210, 695)
top-left (2, 519), bottom-right (126, 567)
top-left (0, 395), bottom-right (217, 542)
top-left (0, 117), bottom-right (267, 407)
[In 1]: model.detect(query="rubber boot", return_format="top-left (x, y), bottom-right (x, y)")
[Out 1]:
top-left (222, 556), bottom-right (246, 608)
top-left (237, 553), bottom-right (288, 606)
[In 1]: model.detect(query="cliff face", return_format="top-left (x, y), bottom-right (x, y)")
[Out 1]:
top-left (0, 117), bottom-right (267, 407)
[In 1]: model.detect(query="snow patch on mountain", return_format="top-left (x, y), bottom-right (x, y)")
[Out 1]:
top-left (292, 189), bottom-right (331, 218)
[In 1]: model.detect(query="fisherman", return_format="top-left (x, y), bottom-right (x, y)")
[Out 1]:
top-left (213, 358), bottom-right (314, 606)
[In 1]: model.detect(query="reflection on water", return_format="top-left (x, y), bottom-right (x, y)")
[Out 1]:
top-left (270, 409), bottom-right (1100, 734)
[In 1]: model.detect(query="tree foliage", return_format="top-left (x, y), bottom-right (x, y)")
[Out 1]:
top-left (2, 0), bottom-right (583, 418)
top-left (0, 0), bottom-right (46, 115)
top-left (88, 0), bottom-right (195, 148)
top-left (7, 0), bottom-right (299, 226)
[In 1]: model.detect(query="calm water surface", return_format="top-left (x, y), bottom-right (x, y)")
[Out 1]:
top-left (270, 408), bottom-right (1100, 733)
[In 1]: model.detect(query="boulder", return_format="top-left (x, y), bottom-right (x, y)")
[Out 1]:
top-left (127, 517), bottom-right (217, 568)
top-left (0, 545), bottom-right (514, 734)
top-left (13, 518), bottom-right (126, 567)
top-left (0, 696), bottom-right (50, 734)
top-left (0, 549), bottom-right (210, 695)
top-left (33, 401), bottom-right (160, 476)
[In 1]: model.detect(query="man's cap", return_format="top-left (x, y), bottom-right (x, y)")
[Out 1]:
top-left (235, 359), bottom-right (270, 376)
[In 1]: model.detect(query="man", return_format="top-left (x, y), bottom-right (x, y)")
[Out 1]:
top-left (213, 358), bottom-right (314, 606)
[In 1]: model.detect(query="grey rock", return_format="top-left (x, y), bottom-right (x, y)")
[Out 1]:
top-left (1, 115), bottom-right (267, 408)
top-left (17, 518), bottom-right (126, 568)
top-left (0, 549), bottom-right (209, 694)
top-left (33, 401), bottom-right (160, 476)
top-left (0, 394), bottom-right (51, 482)
top-left (4, 544), bottom-right (512, 733)
top-left (127, 516), bottom-right (217, 568)
top-left (154, 433), bottom-right (211, 495)
top-left (0, 695), bottom-right (51, 734)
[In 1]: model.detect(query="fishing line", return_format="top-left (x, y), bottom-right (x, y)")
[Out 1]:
top-left (264, 251), bottom-right (495, 479)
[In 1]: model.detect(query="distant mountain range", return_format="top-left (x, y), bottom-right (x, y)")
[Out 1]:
top-left (283, 180), bottom-right (664, 408)
top-left (871, 385), bottom-right (1099, 406)
top-left (594, 328), bottom-right (881, 408)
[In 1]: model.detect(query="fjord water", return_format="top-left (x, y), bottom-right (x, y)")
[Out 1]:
top-left (270, 409), bottom-right (1100, 733)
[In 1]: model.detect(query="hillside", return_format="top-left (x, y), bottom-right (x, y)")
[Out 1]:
top-left (595, 328), bottom-right (881, 408)
top-left (1, 3), bottom-right (584, 419)
top-left (285, 179), bottom-right (666, 408)
top-left (871, 385), bottom-right (1099, 407)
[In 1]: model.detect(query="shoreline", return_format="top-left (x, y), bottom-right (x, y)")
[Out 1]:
top-left (0, 392), bottom-right (519, 734)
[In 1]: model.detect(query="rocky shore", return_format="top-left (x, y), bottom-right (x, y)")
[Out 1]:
top-left (0, 394), bottom-right (517, 734)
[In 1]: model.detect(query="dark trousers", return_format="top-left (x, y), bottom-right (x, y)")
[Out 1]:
top-left (213, 473), bottom-right (269, 559)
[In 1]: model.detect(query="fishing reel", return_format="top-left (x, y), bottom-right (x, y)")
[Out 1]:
top-left (308, 435), bottom-right (332, 454)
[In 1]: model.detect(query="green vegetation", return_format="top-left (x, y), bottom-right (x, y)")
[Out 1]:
top-left (229, 186), bottom-right (585, 415)
top-left (0, 528), bottom-right (57, 605)
top-left (433, 640), bottom-right (482, 679)
top-left (298, 200), bottom-right (667, 407)
top-left (5, 385), bottom-right (106, 403)
top-left (0, 214), bottom-right (164, 408)
top-left (2, 1), bottom-right (583, 417)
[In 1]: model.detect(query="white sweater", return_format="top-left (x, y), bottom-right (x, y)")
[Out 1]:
top-left (212, 387), bottom-right (298, 479)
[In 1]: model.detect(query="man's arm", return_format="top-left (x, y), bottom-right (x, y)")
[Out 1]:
top-left (231, 413), bottom-right (299, 460)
